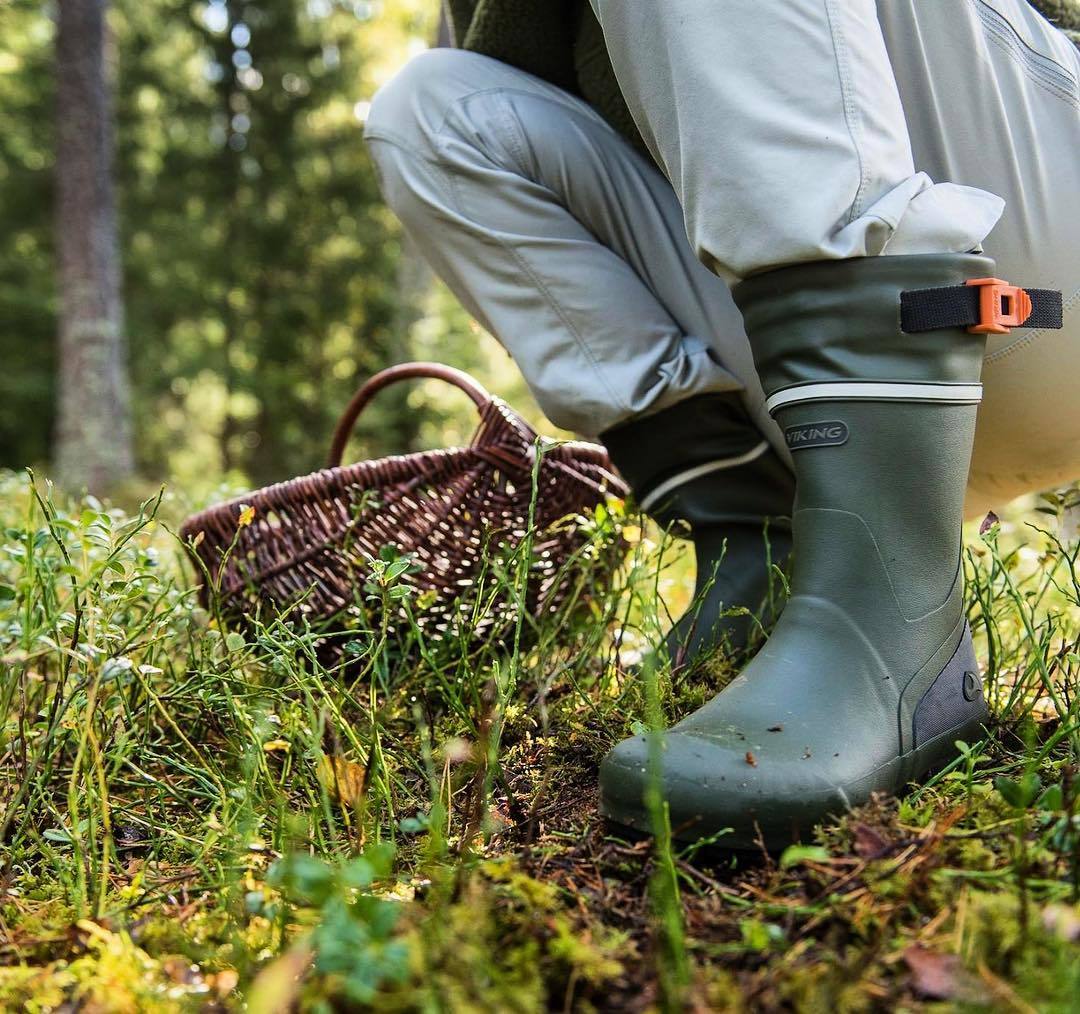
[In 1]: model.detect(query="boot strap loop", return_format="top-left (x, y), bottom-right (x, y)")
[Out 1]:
top-left (900, 278), bottom-right (1062, 335)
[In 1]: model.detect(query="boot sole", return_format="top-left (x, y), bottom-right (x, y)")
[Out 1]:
top-left (599, 710), bottom-right (988, 853)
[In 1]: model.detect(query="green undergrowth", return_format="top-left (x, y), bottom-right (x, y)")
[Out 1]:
top-left (1, 467), bottom-right (1079, 1012)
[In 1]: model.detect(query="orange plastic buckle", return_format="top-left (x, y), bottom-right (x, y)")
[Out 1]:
top-left (965, 277), bottom-right (1032, 335)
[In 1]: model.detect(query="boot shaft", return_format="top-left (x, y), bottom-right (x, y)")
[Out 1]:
top-left (735, 254), bottom-right (992, 392)
top-left (734, 254), bottom-right (993, 615)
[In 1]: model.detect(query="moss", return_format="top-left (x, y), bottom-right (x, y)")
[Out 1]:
top-left (2, 474), bottom-right (1080, 1010)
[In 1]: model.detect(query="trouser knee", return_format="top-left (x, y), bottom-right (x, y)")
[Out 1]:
top-left (366, 48), bottom-right (482, 136)
top-left (365, 49), bottom-right (525, 223)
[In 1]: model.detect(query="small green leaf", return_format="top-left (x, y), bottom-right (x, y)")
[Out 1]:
top-left (739, 918), bottom-right (785, 951)
top-left (1037, 783), bottom-right (1064, 812)
top-left (340, 857), bottom-right (377, 890)
top-left (994, 777), bottom-right (1024, 808)
top-left (398, 813), bottom-right (429, 834)
top-left (268, 854), bottom-right (335, 906)
top-left (779, 844), bottom-right (830, 869)
top-left (994, 773), bottom-right (1042, 809)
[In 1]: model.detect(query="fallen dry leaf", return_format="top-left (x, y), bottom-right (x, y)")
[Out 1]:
top-left (317, 754), bottom-right (367, 808)
top-left (903, 945), bottom-right (961, 1000)
top-left (852, 822), bottom-right (892, 860)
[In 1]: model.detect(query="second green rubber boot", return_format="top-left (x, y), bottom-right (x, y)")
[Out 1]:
top-left (601, 393), bottom-right (794, 664)
top-left (601, 254), bottom-right (998, 849)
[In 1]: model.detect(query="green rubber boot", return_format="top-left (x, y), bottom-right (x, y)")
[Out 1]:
top-left (601, 254), bottom-right (994, 849)
top-left (601, 393), bottom-right (794, 664)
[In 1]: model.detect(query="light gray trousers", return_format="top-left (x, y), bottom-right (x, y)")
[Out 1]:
top-left (365, 1), bottom-right (1080, 514)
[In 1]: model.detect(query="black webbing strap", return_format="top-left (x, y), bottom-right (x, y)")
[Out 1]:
top-left (900, 283), bottom-right (1062, 333)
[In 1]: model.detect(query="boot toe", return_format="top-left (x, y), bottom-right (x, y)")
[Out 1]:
top-left (598, 734), bottom-right (654, 835)
top-left (600, 729), bottom-right (865, 850)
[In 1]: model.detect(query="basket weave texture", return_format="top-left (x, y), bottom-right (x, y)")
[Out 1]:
top-left (179, 362), bottom-right (628, 644)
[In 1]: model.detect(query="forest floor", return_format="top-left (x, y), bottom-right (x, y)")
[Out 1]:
top-left (1, 466), bottom-right (1079, 1012)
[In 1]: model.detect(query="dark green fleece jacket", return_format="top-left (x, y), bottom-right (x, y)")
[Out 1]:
top-left (445, 0), bottom-right (1080, 156)
top-left (445, 0), bottom-right (641, 151)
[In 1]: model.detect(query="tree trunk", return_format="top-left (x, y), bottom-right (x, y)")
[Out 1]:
top-left (53, 0), bottom-right (133, 493)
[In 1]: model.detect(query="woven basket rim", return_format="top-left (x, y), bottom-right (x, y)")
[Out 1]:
top-left (177, 362), bottom-right (628, 640)
top-left (179, 436), bottom-right (622, 540)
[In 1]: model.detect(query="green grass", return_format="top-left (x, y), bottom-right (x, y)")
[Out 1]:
top-left (1, 466), bottom-right (1079, 1012)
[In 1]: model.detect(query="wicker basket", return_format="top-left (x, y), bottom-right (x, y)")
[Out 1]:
top-left (179, 362), bottom-right (628, 648)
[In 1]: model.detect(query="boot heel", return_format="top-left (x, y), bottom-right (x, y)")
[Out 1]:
top-left (902, 622), bottom-right (989, 782)
top-left (911, 622), bottom-right (988, 749)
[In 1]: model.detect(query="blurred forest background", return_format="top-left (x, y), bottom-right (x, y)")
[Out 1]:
top-left (0, 0), bottom-right (539, 501)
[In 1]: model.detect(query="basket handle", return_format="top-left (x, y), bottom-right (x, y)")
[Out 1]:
top-left (327, 362), bottom-right (497, 468)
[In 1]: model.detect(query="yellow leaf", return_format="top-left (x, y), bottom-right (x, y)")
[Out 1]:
top-left (76, 919), bottom-right (113, 942)
top-left (622, 524), bottom-right (642, 545)
top-left (317, 754), bottom-right (367, 808)
top-left (237, 504), bottom-right (255, 528)
top-left (246, 944), bottom-right (312, 1014)
top-left (210, 968), bottom-right (240, 999)
top-left (262, 739), bottom-right (290, 752)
